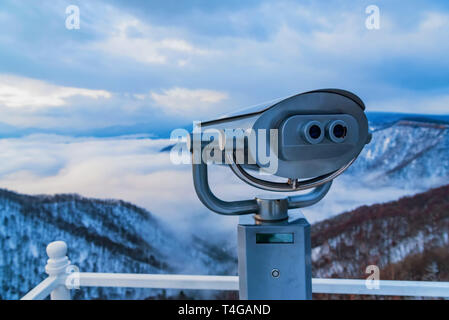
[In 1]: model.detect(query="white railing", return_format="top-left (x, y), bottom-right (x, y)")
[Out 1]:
top-left (21, 241), bottom-right (449, 300)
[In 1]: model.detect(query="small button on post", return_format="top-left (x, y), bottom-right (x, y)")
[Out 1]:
top-left (271, 268), bottom-right (280, 278)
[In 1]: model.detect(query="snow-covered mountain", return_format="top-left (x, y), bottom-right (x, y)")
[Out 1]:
top-left (0, 190), bottom-right (236, 300)
top-left (311, 184), bottom-right (449, 299)
top-left (346, 113), bottom-right (449, 189)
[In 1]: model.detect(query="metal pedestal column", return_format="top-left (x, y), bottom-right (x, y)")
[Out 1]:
top-left (237, 197), bottom-right (312, 300)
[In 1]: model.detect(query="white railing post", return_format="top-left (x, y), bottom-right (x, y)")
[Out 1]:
top-left (45, 241), bottom-right (72, 300)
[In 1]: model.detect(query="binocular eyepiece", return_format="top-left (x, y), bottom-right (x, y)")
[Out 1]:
top-left (302, 119), bottom-right (348, 144)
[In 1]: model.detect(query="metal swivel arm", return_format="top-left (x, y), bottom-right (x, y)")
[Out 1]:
top-left (192, 153), bottom-right (332, 217)
top-left (287, 182), bottom-right (332, 209)
top-left (192, 159), bottom-right (259, 215)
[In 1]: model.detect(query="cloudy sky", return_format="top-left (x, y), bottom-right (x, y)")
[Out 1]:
top-left (0, 0), bottom-right (448, 136)
top-left (0, 1), bottom-right (447, 234)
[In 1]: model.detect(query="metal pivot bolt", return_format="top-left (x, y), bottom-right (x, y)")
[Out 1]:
top-left (255, 196), bottom-right (288, 221)
top-left (271, 269), bottom-right (280, 278)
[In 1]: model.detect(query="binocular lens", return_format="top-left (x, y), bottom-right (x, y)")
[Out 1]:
top-left (303, 121), bottom-right (324, 144)
top-left (333, 124), bottom-right (347, 139)
top-left (328, 120), bottom-right (348, 143)
top-left (308, 125), bottom-right (322, 139)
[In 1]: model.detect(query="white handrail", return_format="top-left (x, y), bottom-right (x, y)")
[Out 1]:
top-left (74, 273), bottom-right (449, 298)
top-left (78, 273), bottom-right (239, 291)
top-left (21, 276), bottom-right (60, 300)
top-left (312, 278), bottom-right (449, 297)
top-left (22, 273), bottom-right (449, 300)
top-left (20, 241), bottom-right (449, 300)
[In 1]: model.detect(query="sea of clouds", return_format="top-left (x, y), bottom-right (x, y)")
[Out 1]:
top-left (0, 134), bottom-right (421, 240)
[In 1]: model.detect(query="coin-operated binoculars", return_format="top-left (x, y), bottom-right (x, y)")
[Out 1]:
top-left (189, 89), bottom-right (371, 299)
